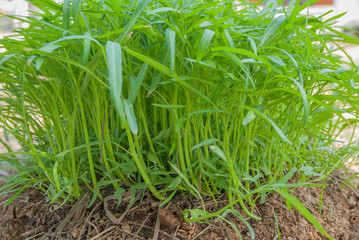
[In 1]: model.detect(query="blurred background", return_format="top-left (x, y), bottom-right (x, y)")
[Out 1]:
top-left (1, 0), bottom-right (359, 35)
top-left (1, 0), bottom-right (359, 40)
top-left (0, 0), bottom-right (34, 38)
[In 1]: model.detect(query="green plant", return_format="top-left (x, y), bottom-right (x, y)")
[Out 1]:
top-left (0, 0), bottom-right (358, 238)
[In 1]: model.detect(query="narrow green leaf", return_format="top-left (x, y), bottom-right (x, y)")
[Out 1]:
top-left (82, 31), bottom-right (91, 63)
top-left (260, 165), bottom-right (270, 176)
top-left (182, 2), bottom-right (217, 20)
top-left (289, 0), bottom-right (320, 21)
top-left (152, 104), bottom-right (186, 109)
top-left (41, 35), bottom-right (103, 49)
top-left (278, 49), bottom-right (304, 84)
top-left (0, 53), bottom-right (16, 67)
top-left (197, 29), bottom-right (215, 62)
top-left (0, 179), bottom-right (27, 195)
top-left (55, 140), bottom-right (108, 158)
top-left (72, 0), bottom-right (82, 23)
top-left (191, 139), bottom-right (219, 151)
top-left (267, 55), bottom-right (285, 66)
top-left (211, 46), bottom-right (280, 72)
top-left (147, 7), bottom-right (176, 15)
top-left (39, 43), bottom-right (62, 53)
top-left (166, 178), bottom-right (182, 191)
top-left (287, 76), bottom-right (309, 125)
top-left (129, 184), bottom-right (148, 205)
top-left (88, 179), bottom-right (120, 208)
top-left (239, 105), bottom-right (292, 144)
top-left (146, 152), bottom-right (161, 164)
top-left (159, 190), bottom-right (178, 207)
top-left (260, 15), bottom-right (286, 47)
top-left (199, 21), bottom-right (213, 28)
top-left (129, 75), bottom-right (136, 87)
top-left (227, 209), bottom-right (255, 240)
top-left (273, 209), bottom-right (281, 240)
top-left (166, 28), bottom-right (176, 74)
top-left (3, 129), bottom-right (9, 141)
top-left (114, 188), bottom-right (126, 206)
top-left (274, 189), bottom-right (334, 240)
top-left (175, 118), bottom-right (188, 132)
top-left (5, 184), bottom-right (29, 207)
top-left (248, 37), bottom-right (257, 55)
top-left (300, 166), bottom-right (322, 177)
top-left (285, 0), bottom-right (297, 14)
top-left (49, 177), bottom-right (80, 205)
top-left (106, 41), bottom-right (126, 127)
top-left (79, 11), bottom-right (90, 30)
top-left (129, 63), bottom-right (149, 103)
top-left (148, 71), bottom-right (162, 94)
top-left (188, 109), bottom-right (225, 115)
top-left (122, 46), bottom-right (213, 104)
top-left (119, 0), bottom-right (152, 42)
top-left (209, 145), bottom-right (227, 163)
top-left (224, 30), bottom-right (234, 48)
top-left (278, 167), bottom-right (297, 184)
top-left (169, 162), bottom-right (203, 200)
top-left (34, 44), bottom-right (61, 70)
top-left (124, 99), bottom-right (138, 135)
top-left (323, 12), bottom-right (347, 24)
top-left (53, 161), bottom-right (61, 192)
top-left (242, 111), bottom-right (256, 126)
top-left (63, 0), bottom-right (70, 29)
top-left (309, 109), bottom-right (332, 127)
top-left (122, 46), bottom-right (172, 75)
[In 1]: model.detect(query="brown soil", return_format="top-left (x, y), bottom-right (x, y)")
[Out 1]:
top-left (0, 170), bottom-right (358, 240)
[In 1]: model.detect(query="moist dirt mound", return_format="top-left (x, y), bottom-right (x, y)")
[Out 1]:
top-left (0, 170), bottom-right (358, 240)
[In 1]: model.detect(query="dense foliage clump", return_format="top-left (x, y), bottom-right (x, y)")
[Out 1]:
top-left (0, 0), bottom-right (358, 238)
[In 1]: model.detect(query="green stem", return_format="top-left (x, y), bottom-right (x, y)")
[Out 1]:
top-left (125, 122), bottom-right (164, 200)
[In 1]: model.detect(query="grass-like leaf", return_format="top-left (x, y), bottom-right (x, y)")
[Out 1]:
top-left (166, 28), bottom-right (176, 74)
top-left (0, 2), bottom-right (357, 238)
top-left (274, 189), bottom-right (334, 240)
top-left (106, 41), bottom-right (126, 127)
top-left (197, 29), bottom-right (215, 62)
